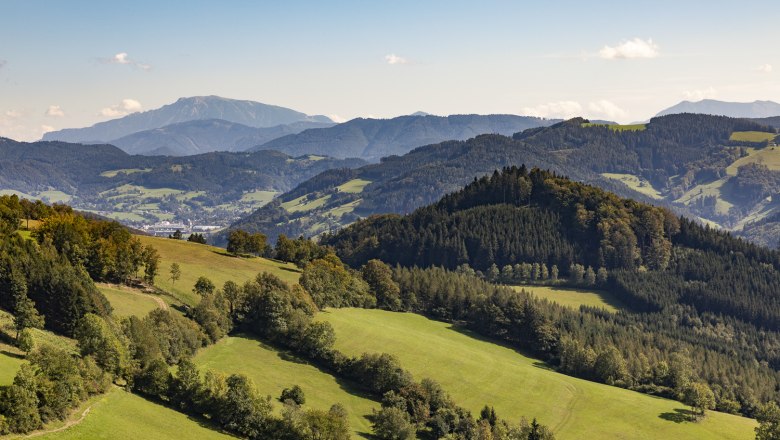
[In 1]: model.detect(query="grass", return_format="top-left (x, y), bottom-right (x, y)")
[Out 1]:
top-left (582, 123), bottom-right (647, 131)
top-left (729, 131), bottom-right (777, 143)
top-left (675, 177), bottom-right (733, 216)
top-left (97, 284), bottom-right (164, 318)
top-left (514, 285), bottom-right (624, 313)
top-left (137, 236), bottom-right (301, 305)
top-left (194, 335), bottom-right (378, 438)
top-left (99, 168), bottom-right (151, 178)
top-left (726, 146), bottom-right (780, 175)
top-left (0, 346), bottom-right (24, 385)
top-left (601, 173), bottom-right (663, 199)
top-left (320, 309), bottom-right (756, 440)
top-left (336, 179), bottom-right (372, 194)
top-left (32, 387), bottom-right (235, 440)
top-left (281, 194), bottom-right (332, 213)
top-left (240, 190), bottom-right (279, 204)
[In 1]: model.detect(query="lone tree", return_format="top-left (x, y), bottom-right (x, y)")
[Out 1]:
top-left (193, 276), bottom-right (215, 296)
top-left (170, 262), bottom-right (181, 287)
top-left (756, 401), bottom-right (780, 440)
top-left (683, 382), bottom-right (715, 421)
top-left (279, 385), bottom-right (305, 405)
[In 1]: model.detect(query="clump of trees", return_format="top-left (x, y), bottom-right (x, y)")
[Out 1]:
top-left (226, 229), bottom-right (268, 256)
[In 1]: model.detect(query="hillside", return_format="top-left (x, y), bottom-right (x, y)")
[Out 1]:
top-left (252, 114), bottom-right (559, 160)
top-left (231, 113), bottom-right (780, 247)
top-left (136, 235), bottom-right (301, 305)
top-left (0, 137), bottom-right (364, 227)
top-left (320, 308), bottom-right (756, 440)
top-left (229, 133), bottom-right (658, 241)
top-left (108, 119), bottom-right (334, 156)
top-left (656, 99), bottom-right (780, 118)
top-left (42, 96), bottom-right (332, 143)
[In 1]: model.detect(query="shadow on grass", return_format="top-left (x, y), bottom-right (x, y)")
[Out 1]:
top-left (1, 349), bottom-right (25, 360)
top-left (659, 408), bottom-right (696, 423)
top-left (447, 323), bottom-right (548, 363)
top-left (247, 335), bottom-right (379, 439)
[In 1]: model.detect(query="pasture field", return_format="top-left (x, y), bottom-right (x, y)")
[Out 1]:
top-left (239, 190), bottom-right (279, 204)
top-left (0, 346), bottom-right (24, 386)
top-left (281, 194), bottom-right (332, 213)
top-left (137, 235), bottom-right (301, 305)
top-left (336, 179), bottom-right (372, 194)
top-left (729, 131), bottom-right (777, 143)
top-left (601, 173), bottom-right (663, 199)
top-left (31, 387), bottom-right (235, 440)
top-left (99, 168), bottom-right (152, 178)
top-left (726, 146), bottom-right (780, 175)
top-left (514, 285), bottom-right (624, 313)
top-left (320, 308), bottom-right (757, 440)
top-left (97, 284), bottom-right (166, 318)
top-left (194, 335), bottom-right (378, 438)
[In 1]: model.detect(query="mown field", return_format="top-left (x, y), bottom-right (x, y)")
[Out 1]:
top-left (97, 284), bottom-right (167, 318)
top-left (137, 235), bottom-right (301, 305)
top-left (729, 131), bottom-right (777, 143)
top-left (320, 308), bottom-right (757, 440)
top-left (514, 285), bottom-right (625, 313)
top-left (31, 388), bottom-right (235, 440)
top-left (194, 335), bottom-right (378, 438)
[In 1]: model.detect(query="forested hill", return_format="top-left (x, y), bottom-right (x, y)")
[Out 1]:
top-left (252, 114), bottom-right (559, 160)
top-left (228, 133), bottom-right (663, 241)
top-left (322, 166), bottom-right (780, 414)
top-left (231, 113), bottom-right (780, 247)
top-left (0, 137), bottom-right (364, 216)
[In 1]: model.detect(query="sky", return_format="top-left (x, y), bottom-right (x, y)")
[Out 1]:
top-left (0, 0), bottom-right (778, 141)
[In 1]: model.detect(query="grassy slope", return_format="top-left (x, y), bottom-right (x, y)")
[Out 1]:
top-left (194, 335), bottom-right (378, 438)
top-left (729, 131), bottom-right (776, 143)
top-left (0, 348), bottom-right (23, 385)
top-left (137, 236), bottom-right (301, 305)
top-left (514, 285), bottom-right (624, 313)
top-left (320, 309), bottom-right (756, 440)
top-left (97, 284), bottom-right (163, 318)
top-left (601, 173), bottom-right (663, 199)
top-left (34, 387), bottom-right (235, 440)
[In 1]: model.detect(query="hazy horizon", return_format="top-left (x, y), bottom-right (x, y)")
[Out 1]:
top-left (1, 0), bottom-right (778, 141)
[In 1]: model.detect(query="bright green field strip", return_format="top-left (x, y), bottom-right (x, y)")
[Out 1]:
top-left (514, 285), bottom-right (623, 313)
top-left (582, 123), bottom-right (647, 131)
top-left (37, 190), bottom-right (72, 203)
top-left (35, 387), bottom-right (235, 440)
top-left (307, 155), bottom-right (326, 161)
top-left (98, 285), bottom-right (162, 318)
top-left (336, 179), bottom-right (372, 194)
top-left (727, 146), bottom-right (780, 175)
top-left (82, 210), bottom-right (148, 223)
top-left (675, 177), bottom-right (733, 216)
top-left (729, 131), bottom-right (776, 143)
top-left (195, 336), bottom-right (378, 438)
top-left (281, 194), bottom-right (332, 213)
top-left (601, 173), bottom-right (663, 199)
top-left (137, 236), bottom-right (301, 305)
top-left (240, 190), bottom-right (279, 204)
top-left (321, 309), bottom-right (756, 440)
top-left (100, 168), bottom-right (152, 178)
top-left (0, 349), bottom-right (24, 385)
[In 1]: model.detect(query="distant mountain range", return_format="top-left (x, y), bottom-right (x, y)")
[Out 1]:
top-left (42, 96), bottom-right (333, 144)
top-left (251, 114), bottom-right (560, 160)
top-left (108, 119), bottom-right (334, 156)
top-left (656, 99), bottom-right (780, 118)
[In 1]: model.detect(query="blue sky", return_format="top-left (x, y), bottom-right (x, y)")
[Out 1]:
top-left (1, 0), bottom-right (778, 140)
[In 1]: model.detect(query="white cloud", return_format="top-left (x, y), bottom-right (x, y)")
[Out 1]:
top-left (599, 38), bottom-right (659, 60)
top-left (683, 87), bottom-right (717, 101)
top-left (385, 54), bottom-right (409, 65)
top-left (113, 52), bottom-right (131, 64)
top-left (104, 52), bottom-right (151, 71)
top-left (99, 99), bottom-right (142, 117)
top-left (588, 100), bottom-right (627, 120)
top-left (521, 101), bottom-right (583, 119)
top-left (328, 114), bottom-right (347, 123)
top-left (5, 110), bottom-right (21, 118)
top-left (757, 63), bottom-right (773, 73)
top-left (46, 105), bottom-right (65, 117)
top-left (40, 125), bottom-right (54, 133)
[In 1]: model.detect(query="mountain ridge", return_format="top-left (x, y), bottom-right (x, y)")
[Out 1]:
top-left (656, 99), bottom-right (780, 118)
top-left (42, 95), bottom-right (333, 144)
